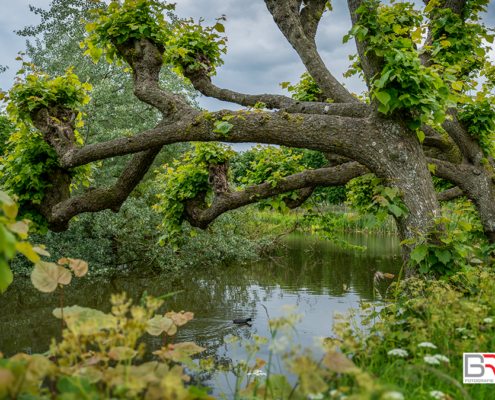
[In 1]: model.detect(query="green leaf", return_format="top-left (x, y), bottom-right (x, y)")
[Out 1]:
top-left (408, 120), bottom-right (422, 130)
top-left (435, 249), bottom-right (451, 265)
top-left (410, 245), bottom-right (428, 264)
top-left (89, 47), bottom-right (103, 64)
top-left (387, 204), bottom-right (403, 218)
top-left (214, 22), bottom-right (225, 33)
top-left (0, 258), bottom-right (13, 294)
top-left (459, 221), bottom-right (472, 231)
top-left (417, 130), bottom-right (425, 143)
top-left (376, 91), bottom-right (391, 105)
top-left (213, 121), bottom-right (233, 135)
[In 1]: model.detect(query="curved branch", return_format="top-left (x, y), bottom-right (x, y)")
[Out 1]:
top-left (45, 147), bottom-right (162, 231)
top-left (442, 109), bottom-right (484, 164)
top-left (264, 0), bottom-right (358, 103)
top-left (436, 187), bottom-right (464, 202)
top-left (182, 65), bottom-right (369, 117)
top-left (183, 162), bottom-right (368, 229)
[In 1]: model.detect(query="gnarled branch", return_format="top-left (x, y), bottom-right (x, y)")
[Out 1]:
top-left (264, 0), bottom-right (358, 103)
top-left (183, 161), bottom-right (369, 229)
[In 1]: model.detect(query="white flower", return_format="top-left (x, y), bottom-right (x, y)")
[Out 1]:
top-left (330, 390), bottom-right (339, 397)
top-left (247, 369), bottom-right (266, 377)
top-left (484, 318), bottom-right (493, 323)
top-left (462, 335), bottom-right (468, 339)
top-left (456, 327), bottom-right (466, 332)
top-left (418, 342), bottom-right (437, 349)
top-left (383, 392), bottom-right (405, 400)
top-left (433, 354), bottom-right (450, 363)
top-left (388, 349), bottom-right (409, 358)
top-left (430, 391), bottom-right (445, 399)
top-left (308, 394), bottom-right (324, 400)
top-left (424, 356), bottom-right (441, 365)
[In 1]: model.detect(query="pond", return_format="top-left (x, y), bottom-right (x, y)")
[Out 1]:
top-left (0, 232), bottom-right (402, 396)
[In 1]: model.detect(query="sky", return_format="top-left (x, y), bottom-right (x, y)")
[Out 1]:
top-left (1, 0), bottom-right (495, 152)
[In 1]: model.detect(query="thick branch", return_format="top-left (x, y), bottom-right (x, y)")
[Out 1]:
top-left (46, 147), bottom-right (162, 231)
top-left (442, 109), bottom-right (484, 164)
top-left (265, 0), bottom-right (358, 103)
top-left (427, 157), bottom-right (474, 185)
top-left (436, 187), bottom-right (464, 202)
top-left (59, 111), bottom-right (376, 169)
top-left (183, 162), bottom-right (368, 229)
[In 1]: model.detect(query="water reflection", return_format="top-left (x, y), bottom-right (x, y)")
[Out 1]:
top-left (0, 232), bottom-right (401, 395)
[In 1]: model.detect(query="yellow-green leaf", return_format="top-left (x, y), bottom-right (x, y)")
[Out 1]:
top-left (15, 242), bottom-right (40, 263)
top-left (0, 259), bottom-right (13, 294)
top-left (7, 221), bottom-right (29, 238)
top-left (31, 261), bottom-right (71, 292)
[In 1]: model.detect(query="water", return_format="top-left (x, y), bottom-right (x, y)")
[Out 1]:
top-left (0, 232), bottom-right (401, 396)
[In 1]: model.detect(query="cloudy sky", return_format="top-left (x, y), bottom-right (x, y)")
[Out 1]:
top-left (1, 0), bottom-right (495, 151)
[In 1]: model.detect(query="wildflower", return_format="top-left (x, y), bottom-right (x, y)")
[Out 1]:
top-left (268, 336), bottom-right (289, 353)
top-left (308, 394), bottom-right (324, 400)
top-left (388, 349), bottom-right (408, 358)
top-left (247, 369), bottom-right (266, 377)
top-left (330, 390), bottom-right (339, 397)
top-left (484, 318), bottom-right (493, 323)
top-left (455, 327), bottom-right (466, 332)
top-left (433, 354), bottom-right (449, 363)
top-left (383, 392), bottom-right (405, 400)
top-left (462, 335), bottom-right (468, 339)
top-left (424, 356), bottom-right (441, 365)
top-left (418, 342), bottom-right (437, 349)
top-left (429, 391), bottom-right (445, 399)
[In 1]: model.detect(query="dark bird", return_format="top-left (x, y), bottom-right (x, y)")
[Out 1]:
top-left (233, 318), bottom-right (252, 324)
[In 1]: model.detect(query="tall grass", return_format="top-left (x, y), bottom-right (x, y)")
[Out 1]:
top-left (253, 208), bottom-right (398, 235)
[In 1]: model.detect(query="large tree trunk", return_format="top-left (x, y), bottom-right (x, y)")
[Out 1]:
top-left (364, 119), bottom-right (441, 276)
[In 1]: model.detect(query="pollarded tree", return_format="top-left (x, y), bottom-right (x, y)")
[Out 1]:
top-left (1, 0), bottom-right (495, 275)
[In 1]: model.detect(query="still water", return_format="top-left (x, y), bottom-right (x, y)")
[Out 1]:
top-left (0, 233), bottom-right (401, 395)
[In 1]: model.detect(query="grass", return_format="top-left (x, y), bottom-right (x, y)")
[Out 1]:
top-left (333, 267), bottom-right (495, 400)
top-left (251, 207), bottom-right (398, 236)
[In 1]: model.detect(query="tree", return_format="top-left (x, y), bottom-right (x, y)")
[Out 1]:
top-left (1, 0), bottom-right (495, 276)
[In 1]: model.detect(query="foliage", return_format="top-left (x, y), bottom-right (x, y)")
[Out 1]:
top-left (164, 17), bottom-right (227, 77)
top-left (154, 142), bottom-right (234, 247)
top-left (0, 62), bottom-right (94, 232)
top-left (0, 191), bottom-right (54, 293)
top-left (0, 115), bottom-right (14, 162)
top-left (429, 0), bottom-right (491, 79)
top-left (84, 0), bottom-right (176, 64)
top-left (458, 100), bottom-right (495, 159)
top-left (0, 292), bottom-right (209, 400)
top-left (402, 201), bottom-right (495, 276)
top-left (84, 0), bottom-right (227, 77)
top-left (10, 196), bottom-right (260, 277)
top-left (239, 146), bottom-right (308, 213)
top-left (334, 267), bottom-right (495, 399)
top-left (346, 174), bottom-right (408, 226)
top-left (345, 1), bottom-right (462, 131)
top-left (3, 62), bottom-right (91, 124)
top-left (289, 147), bottom-right (348, 205)
top-left (281, 71), bottom-right (331, 103)
top-left (0, 129), bottom-right (92, 233)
